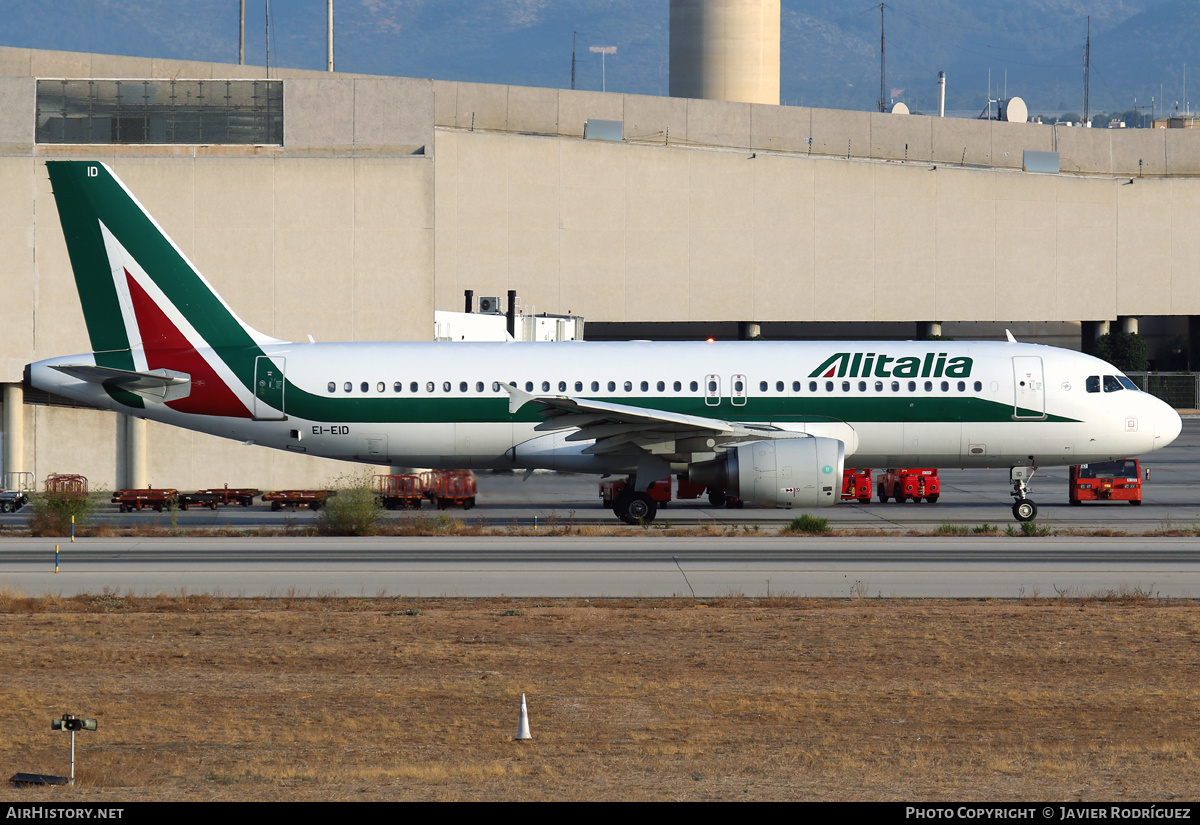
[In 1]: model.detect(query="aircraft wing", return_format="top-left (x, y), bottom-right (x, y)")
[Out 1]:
top-left (502, 383), bottom-right (806, 457)
top-left (51, 364), bottom-right (192, 401)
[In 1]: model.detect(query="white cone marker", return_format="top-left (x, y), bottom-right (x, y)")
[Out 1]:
top-left (516, 693), bottom-right (532, 740)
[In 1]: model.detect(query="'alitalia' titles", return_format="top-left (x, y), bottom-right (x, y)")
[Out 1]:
top-left (808, 352), bottom-right (973, 379)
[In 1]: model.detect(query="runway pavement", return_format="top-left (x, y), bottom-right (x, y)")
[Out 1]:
top-left (2, 535), bottom-right (1197, 599)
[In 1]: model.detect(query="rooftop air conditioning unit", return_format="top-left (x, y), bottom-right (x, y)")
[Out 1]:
top-left (479, 296), bottom-right (502, 314)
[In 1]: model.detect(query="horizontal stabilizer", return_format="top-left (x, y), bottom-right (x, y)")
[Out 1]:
top-left (51, 364), bottom-right (192, 402)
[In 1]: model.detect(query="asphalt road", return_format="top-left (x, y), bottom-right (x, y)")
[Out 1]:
top-left (2, 536), bottom-right (1198, 599)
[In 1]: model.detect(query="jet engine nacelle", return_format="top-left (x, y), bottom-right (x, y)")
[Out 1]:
top-left (689, 437), bottom-right (845, 508)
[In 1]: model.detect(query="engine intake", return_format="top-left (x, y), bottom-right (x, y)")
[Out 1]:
top-left (689, 437), bottom-right (845, 508)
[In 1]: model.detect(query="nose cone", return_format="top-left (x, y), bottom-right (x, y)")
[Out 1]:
top-left (1152, 398), bottom-right (1183, 452)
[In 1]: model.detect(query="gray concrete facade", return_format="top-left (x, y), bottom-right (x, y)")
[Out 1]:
top-left (1, 45), bottom-right (1198, 489)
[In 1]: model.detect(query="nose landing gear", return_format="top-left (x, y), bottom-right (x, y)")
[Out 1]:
top-left (1010, 466), bottom-right (1038, 522)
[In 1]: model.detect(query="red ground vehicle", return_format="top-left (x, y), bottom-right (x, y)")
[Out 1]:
top-left (841, 469), bottom-right (873, 503)
top-left (374, 474), bottom-right (426, 509)
top-left (262, 490), bottom-right (331, 511)
top-left (431, 470), bottom-right (477, 510)
top-left (112, 488), bottom-right (177, 512)
top-left (600, 477), bottom-right (673, 510)
top-left (196, 487), bottom-right (261, 507)
top-left (1069, 459), bottom-right (1143, 505)
top-left (876, 468), bottom-right (940, 503)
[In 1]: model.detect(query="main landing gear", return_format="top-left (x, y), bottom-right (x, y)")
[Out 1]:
top-left (1010, 466), bottom-right (1037, 522)
top-left (614, 488), bottom-right (657, 525)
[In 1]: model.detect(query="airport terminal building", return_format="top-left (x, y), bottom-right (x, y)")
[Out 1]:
top-left (1, 45), bottom-right (1198, 489)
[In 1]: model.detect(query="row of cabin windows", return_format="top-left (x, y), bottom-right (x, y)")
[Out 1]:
top-left (325, 378), bottom-right (986, 395)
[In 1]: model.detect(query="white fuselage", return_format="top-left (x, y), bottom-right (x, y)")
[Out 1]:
top-left (30, 339), bottom-right (1182, 475)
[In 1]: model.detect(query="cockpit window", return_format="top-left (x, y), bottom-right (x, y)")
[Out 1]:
top-left (1103, 375), bottom-right (1123, 392)
top-left (1086, 376), bottom-right (1100, 393)
top-left (1117, 375), bottom-right (1139, 391)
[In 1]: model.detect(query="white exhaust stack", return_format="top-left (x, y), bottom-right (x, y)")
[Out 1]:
top-left (938, 71), bottom-right (946, 117)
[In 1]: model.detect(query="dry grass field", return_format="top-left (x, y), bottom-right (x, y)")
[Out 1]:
top-left (1, 593), bottom-right (1198, 801)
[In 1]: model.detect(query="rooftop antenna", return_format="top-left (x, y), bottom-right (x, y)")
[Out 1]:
top-left (590, 45), bottom-right (616, 93)
top-left (265, 0), bottom-right (271, 79)
top-left (1083, 15), bottom-right (1090, 126)
top-left (878, 3), bottom-right (886, 113)
top-left (327, 0), bottom-right (334, 72)
top-left (571, 31), bottom-right (577, 90)
top-left (239, 0), bottom-right (245, 64)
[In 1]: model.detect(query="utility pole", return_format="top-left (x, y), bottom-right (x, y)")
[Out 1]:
top-left (239, 0), bottom-right (245, 65)
top-left (879, 4), bottom-right (886, 112)
top-left (571, 31), bottom-right (576, 90)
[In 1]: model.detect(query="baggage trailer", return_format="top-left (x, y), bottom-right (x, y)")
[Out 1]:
top-left (876, 468), bottom-right (940, 503)
top-left (112, 488), bottom-right (178, 512)
top-left (177, 491), bottom-right (222, 510)
top-left (0, 472), bottom-right (33, 513)
top-left (432, 470), bottom-right (477, 510)
top-left (373, 474), bottom-right (425, 510)
top-left (841, 469), bottom-right (873, 503)
top-left (1069, 459), bottom-right (1143, 505)
top-left (262, 490), bottom-right (331, 511)
top-left (195, 486), bottom-right (261, 507)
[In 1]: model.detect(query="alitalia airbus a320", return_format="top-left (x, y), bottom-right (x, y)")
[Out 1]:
top-left (28, 162), bottom-right (1182, 523)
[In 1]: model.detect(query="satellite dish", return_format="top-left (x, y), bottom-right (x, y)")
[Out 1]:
top-left (999, 97), bottom-right (1027, 123)
top-left (887, 101), bottom-right (910, 115)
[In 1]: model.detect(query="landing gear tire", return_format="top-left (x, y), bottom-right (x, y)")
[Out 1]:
top-left (1013, 499), bottom-right (1037, 522)
top-left (616, 491), bottom-right (657, 525)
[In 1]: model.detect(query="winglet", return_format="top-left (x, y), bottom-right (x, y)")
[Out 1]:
top-left (1005, 329), bottom-right (1018, 343)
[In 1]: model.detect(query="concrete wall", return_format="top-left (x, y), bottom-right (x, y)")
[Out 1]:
top-left (434, 127), bottom-right (1200, 325)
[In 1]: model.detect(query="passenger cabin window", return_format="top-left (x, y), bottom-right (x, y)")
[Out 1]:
top-left (525, 381), bottom-right (534, 392)
top-left (575, 381), bottom-right (583, 392)
top-left (558, 381), bottom-right (567, 392)
top-left (776, 381), bottom-right (784, 392)
top-left (343, 382), bottom-right (352, 393)
top-left (657, 381), bottom-right (665, 392)
top-left (591, 381), bottom-right (599, 392)
top-left (426, 382), bottom-right (435, 393)
top-left (640, 381), bottom-right (649, 392)
top-left (394, 382), bottom-right (403, 393)
top-left (809, 381), bottom-right (817, 392)
top-left (541, 381), bottom-right (550, 392)
top-left (673, 381), bottom-right (681, 392)
top-left (608, 381), bottom-right (616, 392)
top-left (759, 381), bottom-right (767, 392)
top-left (410, 382), bottom-right (418, 393)
top-left (378, 382), bottom-right (385, 393)
top-left (624, 381), bottom-right (633, 392)
top-left (460, 382), bottom-right (468, 392)
top-left (328, 382), bottom-right (336, 393)
top-left (690, 381), bottom-right (699, 392)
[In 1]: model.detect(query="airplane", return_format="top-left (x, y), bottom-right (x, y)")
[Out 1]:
top-left (27, 161), bottom-right (1183, 524)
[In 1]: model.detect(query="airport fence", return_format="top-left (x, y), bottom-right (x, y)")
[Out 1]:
top-left (1125, 372), bottom-right (1199, 409)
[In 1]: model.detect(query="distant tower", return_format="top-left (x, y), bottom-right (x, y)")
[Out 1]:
top-left (669, 0), bottom-right (781, 105)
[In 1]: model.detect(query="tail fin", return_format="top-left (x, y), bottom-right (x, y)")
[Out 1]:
top-left (46, 161), bottom-right (282, 362)
top-left (46, 161), bottom-right (283, 417)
